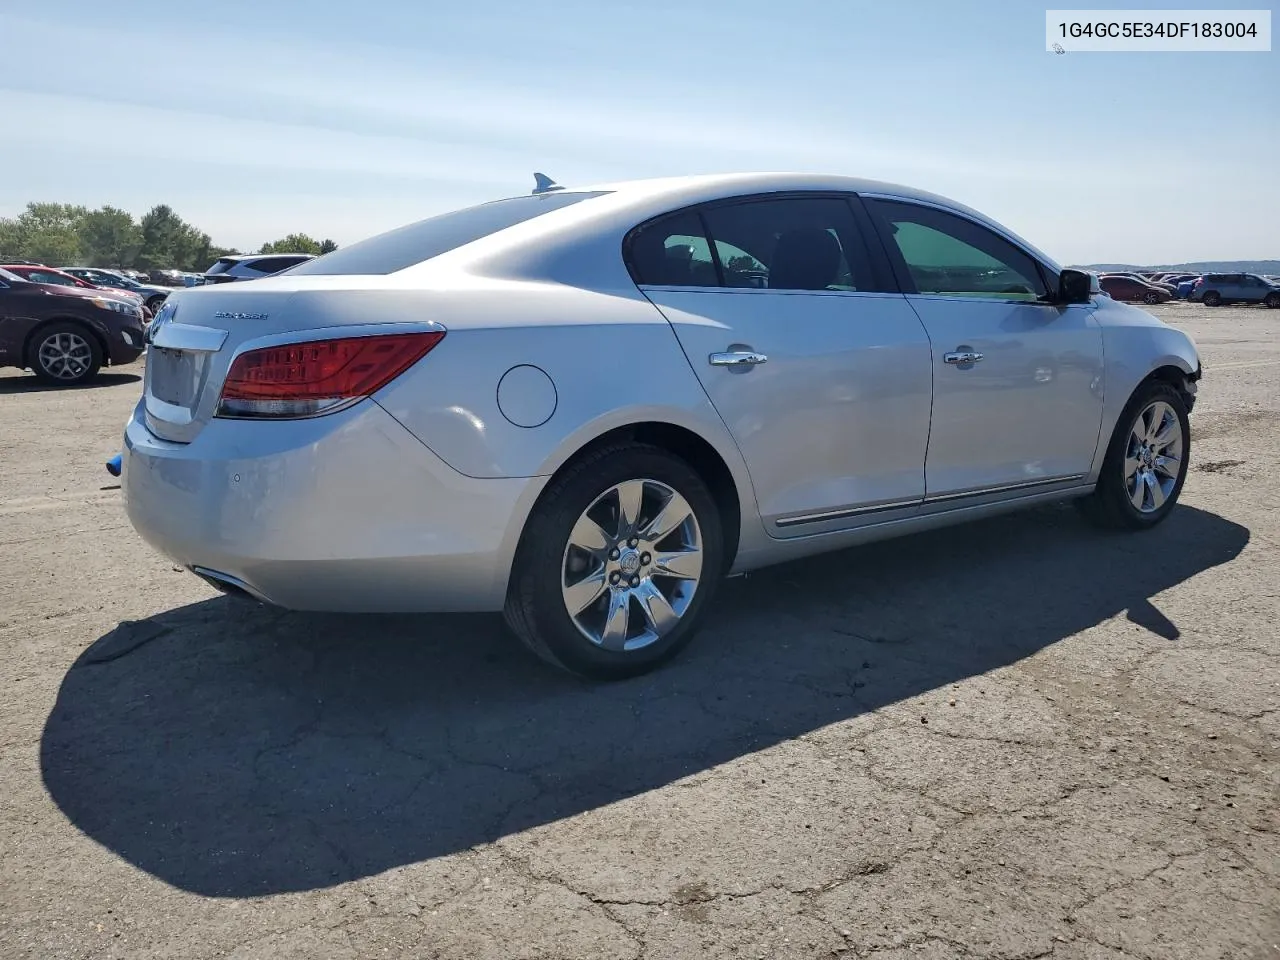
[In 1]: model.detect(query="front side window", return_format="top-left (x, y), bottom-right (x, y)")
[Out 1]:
top-left (867, 199), bottom-right (1048, 302)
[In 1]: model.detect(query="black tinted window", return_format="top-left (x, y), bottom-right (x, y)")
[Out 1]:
top-left (625, 211), bottom-right (720, 287)
top-left (705, 197), bottom-right (877, 291)
top-left (205, 258), bottom-right (239, 275)
top-left (626, 195), bottom-right (881, 292)
top-left (244, 258), bottom-right (301, 274)
top-left (289, 191), bottom-right (609, 276)
top-left (868, 199), bottom-right (1048, 301)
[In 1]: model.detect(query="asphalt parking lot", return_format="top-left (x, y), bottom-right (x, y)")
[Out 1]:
top-left (1, 302), bottom-right (1277, 960)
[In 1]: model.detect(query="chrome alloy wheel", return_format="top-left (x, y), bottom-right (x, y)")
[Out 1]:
top-left (37, 331), bottom-right (94, 381)
top-left (561, 478), bottom-right (704, 652)
top-left (1125, 400), bottom-right (1184, 514)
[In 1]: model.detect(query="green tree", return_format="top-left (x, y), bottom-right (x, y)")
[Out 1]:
top-left (2, 202), bottom-right (87, 265)
top-left (77, 206), bottom-right (142, 268)
top-left (318, 238), bottom-right (338, 255)
top-left (0, 217), bottom-right (23, 261)
top-left (173, 225), bottom-right (215, 272)
top-left (131, 208), bottom-right (208, 271)
top-left (259, 233), bottom-right (324, 256)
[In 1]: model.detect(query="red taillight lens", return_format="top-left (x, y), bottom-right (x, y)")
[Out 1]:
top-left (217, 331), bottom-right (444, 419)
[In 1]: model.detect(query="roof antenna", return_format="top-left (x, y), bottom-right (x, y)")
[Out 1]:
top-left (532, 172), bottom-right (564, 195)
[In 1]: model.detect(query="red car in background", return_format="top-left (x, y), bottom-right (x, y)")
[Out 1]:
top-left (1098, 274), bottom-right (1173, 304)
top-left (1, 265), bottom-right (153, 319)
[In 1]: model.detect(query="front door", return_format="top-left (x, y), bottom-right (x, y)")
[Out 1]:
top-left (628, 195), bottom-right (934, 534)
top-left (864, 198), bottom-right (1105, 500)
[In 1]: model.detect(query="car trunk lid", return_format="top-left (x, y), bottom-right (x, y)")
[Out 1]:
top-left (142, 277), bottom-right (431, 443)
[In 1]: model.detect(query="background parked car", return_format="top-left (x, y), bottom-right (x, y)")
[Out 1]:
top-left (1188, 273), bottom-right (1280, 307)
top-left (1176, 277), bottom-right (1201, 299)
top-left (201, 253), bottom-right (315, 284)
top-left (1098, 275), bottom-right (1172, 304)
top-left (1115, 273), bottom-right (1177, 295)
top-left (0, 267), bottom-right (145, 384)
top-left (0, 264), bottom-right (149, 316)
top-left (64, 268), bottom-right (171, 315)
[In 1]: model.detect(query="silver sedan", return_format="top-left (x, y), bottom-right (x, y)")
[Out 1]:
top-left (122, 173), bottom-right (1201, 678)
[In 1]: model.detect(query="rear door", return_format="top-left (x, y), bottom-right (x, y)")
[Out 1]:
top-left (863, 197), bottom-right (1104, 500)
top-left (632, 194), bottom-right (934, 535)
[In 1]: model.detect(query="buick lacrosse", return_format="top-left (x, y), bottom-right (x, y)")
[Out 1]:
top-left (122, 173), bottom-right (1201, 678)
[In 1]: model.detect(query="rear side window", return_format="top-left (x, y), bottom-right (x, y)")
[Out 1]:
top-left (625, 211), bottom-right (720, 287)
top-left (244, 257), bottom-right (303, 275)
top-left (625, 194), bottom-right (883, 292)
top-left (288, 191), bottom-right (609, 276)
top-left (702, 197), bottom-right (877, 291)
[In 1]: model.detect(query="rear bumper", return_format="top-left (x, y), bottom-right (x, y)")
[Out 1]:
top-left (121, 399), bottom-right (543, 612)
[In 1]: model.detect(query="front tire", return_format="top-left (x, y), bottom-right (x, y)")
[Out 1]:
top-left (1078, 381), bottom-right (1190, 530)
top-left (145, 295), bottom-right (167, 315)
top-left (1264, 292), bottom-right (1280, 309)
top-left (30, 322), bottom-right (103, 385)
top-left (1143, 291), bottom-right (1161, 305)
top-left (504, 442), bottom-right (724, 680)
top-left (1202, 291), bottom-right (1222, 306)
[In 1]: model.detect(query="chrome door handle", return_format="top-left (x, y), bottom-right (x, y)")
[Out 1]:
top-left (944, 351), bottom-right (984, 365)
top-left (709, 351), bottom-right (768, 367)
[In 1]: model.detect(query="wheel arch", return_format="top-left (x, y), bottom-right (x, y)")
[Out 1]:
top-left (520, 419), bottom-right (748, 572)
top-left (22, 316), bottom-right (110, 370)
top-left (1144, 361), bottom-right (1199, 411)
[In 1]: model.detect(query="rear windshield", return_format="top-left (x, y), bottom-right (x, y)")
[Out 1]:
top-left (287, 191), bottom-right (609, 276)
top-left (205, 258), bottom-right (240, 275)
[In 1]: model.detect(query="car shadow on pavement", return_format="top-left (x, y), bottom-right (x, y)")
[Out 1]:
top-left (0, 371), bottom-right (141, 393)
top-left (41, 502), bottom-right (1247, 897)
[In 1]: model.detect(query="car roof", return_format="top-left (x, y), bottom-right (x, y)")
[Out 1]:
top-left (463, 172), bottom-right (1063, 276)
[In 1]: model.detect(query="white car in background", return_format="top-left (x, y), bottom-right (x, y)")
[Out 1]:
top-left (123, 173), bottom-right (1201, 679)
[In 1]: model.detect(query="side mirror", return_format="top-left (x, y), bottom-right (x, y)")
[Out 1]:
top-left (1057, 269), bottom-right (1093, 304)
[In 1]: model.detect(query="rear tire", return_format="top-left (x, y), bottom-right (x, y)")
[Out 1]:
top-left (504, 442), bottom-right (725, 680)
top-left (1202, 291), bottom-right (1222, 307)
top-left (1078, 380), bottom-right (1190, 531)
top-left (145, 295), bottom-right (167, 315)
top-left (30, 322), bottom-right (103, 385)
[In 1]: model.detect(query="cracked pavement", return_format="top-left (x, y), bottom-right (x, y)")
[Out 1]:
top-left (1, 303), bottom-right (1277, 959)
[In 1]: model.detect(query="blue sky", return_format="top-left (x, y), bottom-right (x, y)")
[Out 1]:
top-left (3, 0), bottom-right (1275, 264)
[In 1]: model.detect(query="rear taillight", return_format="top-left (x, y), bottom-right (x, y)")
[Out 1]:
top-left (216, 331), bottom-right (444, 419)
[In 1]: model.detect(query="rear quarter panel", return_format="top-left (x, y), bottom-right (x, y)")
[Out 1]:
top-left (371, 279), bottom-right (765, 549)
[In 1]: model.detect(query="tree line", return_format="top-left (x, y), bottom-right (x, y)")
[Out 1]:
top-left (0, 202), bottom-right (337, 272)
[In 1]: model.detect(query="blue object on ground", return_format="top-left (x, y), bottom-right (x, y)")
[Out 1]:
top-left (106, 454), bottom-right (122, 478)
